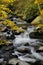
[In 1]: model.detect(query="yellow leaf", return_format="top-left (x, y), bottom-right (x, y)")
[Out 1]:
top-left (40, 10), bottom-right (43, 15)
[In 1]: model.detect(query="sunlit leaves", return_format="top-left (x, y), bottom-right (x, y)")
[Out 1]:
top-left (40, 9), bottom-right (43, 15)
top-left (1, 0), bottom-right (16, 4)
top-left (0, 0), bottom-right (24, 33)
top-left (0, 20), bottom-right (24, 32)
top-left (34, 0), bottom-right (43, 4)
top-left (0, 10), bottom-right (8, 19)
top-left (34, 0), bottom-right (43, 15)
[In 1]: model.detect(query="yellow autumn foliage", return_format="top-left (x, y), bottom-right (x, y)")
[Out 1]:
top-left (0, 10), bottom-right (8, 19)
top-left (0, 39), bottom-right (12, 45)
top-left (34, 0), bottom-right (43, 4)
top-left (40, 10), bottom-right (43, 15)
top-left (33, 0), bottom-right (43, 28)
top-left (34, 0), bottom-right (43, 15)
top-left (0, 0), bottom-right (25, 36)
top-left (35, 24), bottom-right (43, 32)
top-left (0, 20), bottom-right (24, 32)
top-left (0, 5), bottom-right (12, 13)
top-left (0, 0), bottom-right (15, 20)
top-left (0, 4), bottom-right (13, 20)
top-left (1, 0), bottom-right (16, 4)
top-left (38, 24), bottom-right (43, 27)
top-left (0, 4), bottom-right (6, 9)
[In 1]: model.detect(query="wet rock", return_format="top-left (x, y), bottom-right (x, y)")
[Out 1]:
top-left (2, 31), bottom-right (15, 40)
top-left (17, 46), bottom-right (31, 53)
top-left (0, 26), bottom-right (6, 32)
top-left (31, 60), bottom-right (43, 65)
top-left (12, 31), bottom-right (21, 35)
top-left (9, 58), bottom-right (29, 65)
top-left (22, 26), bottom-right (27, 29)
top-left (36, 46), bottom-right (43, 52)
top-left (5, 45), bottom-right (14, 51)
top-left (29, 32), bottom-right (43, 39)
top-left (16, 62), bottom-right (19, 65)
top-left (0, 44), bottom-right (14, 63)
top-left (0, 44), bottom-right (13, 51)
top-left (24, 43), bottom-right (29, 46)
top-left (6, 34), bottom-right (15, 40)
top-left (39, 46), bottom-right (43, 50)
top-left (12, 55), bottom-right (18, 58)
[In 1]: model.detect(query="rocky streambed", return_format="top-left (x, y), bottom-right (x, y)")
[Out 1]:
top-left (0, 18), bottom-right (43, 65)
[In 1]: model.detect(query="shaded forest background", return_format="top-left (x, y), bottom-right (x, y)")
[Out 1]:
top-left (10, 0), bottom-right (43, 22)
top-left (0, 0), bottom-right (43, 22)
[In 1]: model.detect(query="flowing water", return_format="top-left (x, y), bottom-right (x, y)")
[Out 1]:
top-left (0, 18), bottom-right (43, 65)
top-left (13, 25), bottom-right (43, 64)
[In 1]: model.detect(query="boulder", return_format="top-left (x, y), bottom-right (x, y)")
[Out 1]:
top-left (29, 32), bottom-right (43, 39)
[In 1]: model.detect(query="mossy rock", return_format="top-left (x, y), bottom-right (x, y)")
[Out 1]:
top-left (29, 31), bottom-right (43, 39)
top-left (31, 16), bottom-right (43, 25)
top-left (0, 39), bottom-right (12, 45)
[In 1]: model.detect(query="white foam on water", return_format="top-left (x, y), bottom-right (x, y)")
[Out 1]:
top-left (31, 48), bottom-right (43, 61)
top-left (0, 58), bottom-right (4, 63)
top-left (13, 31), bottom-right (37, 45)
top-left (13, 26), bottom-right (43, 62)
top-left (18, 56), bottom-right (36, 63)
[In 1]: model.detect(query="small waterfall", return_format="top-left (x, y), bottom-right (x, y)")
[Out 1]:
top-left (13, 26), bottom-right (37, 45)
top-left (13, 25), bottom-right (43, 64)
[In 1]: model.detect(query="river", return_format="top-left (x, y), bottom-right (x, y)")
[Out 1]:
top-left (0, 18), bottom-right (43, 65)
top-left (12, 23), bottom-right (43, 64)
